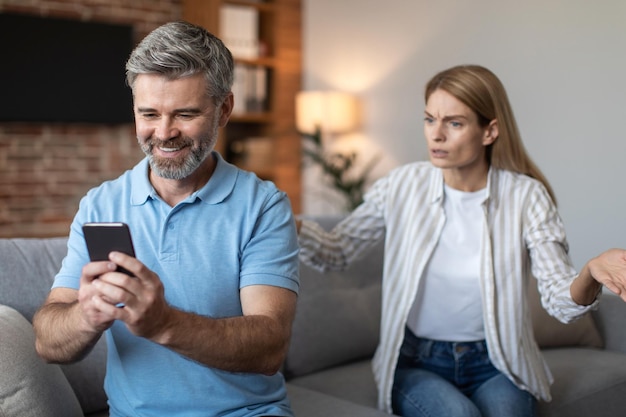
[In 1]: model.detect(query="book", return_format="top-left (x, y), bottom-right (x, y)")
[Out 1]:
top-left (220, 4), bottom-right (259, 59)
top-left (231, 64), bottom-right (269, 115)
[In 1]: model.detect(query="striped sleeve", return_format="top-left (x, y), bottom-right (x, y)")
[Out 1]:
top-left (298, 181), bottom-right (387, 272)
top-left (522, 179), bottom-right (598, 322)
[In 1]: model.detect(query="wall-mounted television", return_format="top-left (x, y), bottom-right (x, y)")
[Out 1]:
top-left (0, 13), bottom-right (135, 124)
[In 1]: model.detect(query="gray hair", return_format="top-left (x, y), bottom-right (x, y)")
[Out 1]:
top-left (125, 21), bottom-right (234, 100)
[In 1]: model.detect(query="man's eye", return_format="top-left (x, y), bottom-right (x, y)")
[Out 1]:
top-left (177, 114), bottom-right (195, 120)
top-left (424, 117), bottom-right (434, 124)
top-left (141, 113), bottom-right (158, 120)
top-left (449, 121), bottom-right (462, 127)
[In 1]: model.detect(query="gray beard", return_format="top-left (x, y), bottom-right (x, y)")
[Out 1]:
top-left (140, 123), bottom-right (219, 180)
top-left (139, 108), bottom-right (221, 180)
top-left (146, 142), bottom-right (213, 180)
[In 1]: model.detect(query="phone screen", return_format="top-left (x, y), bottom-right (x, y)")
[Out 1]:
top-left (82, 222), bottom-right (135, 275)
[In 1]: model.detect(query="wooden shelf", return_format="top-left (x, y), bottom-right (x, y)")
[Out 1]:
top-left (229, 112), bottom-right (274, 123)
top-left (182, 0), bottom-right (302, 213)
top-left (224, 0), bottom-right (276, 12)
top-left (235, 56), bottom-right (276, 67)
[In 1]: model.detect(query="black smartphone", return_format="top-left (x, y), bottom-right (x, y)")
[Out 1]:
top-left (82, 222), bottom-right (136, 276)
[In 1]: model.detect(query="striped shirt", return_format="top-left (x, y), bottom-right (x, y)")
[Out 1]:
top-left (299, 161), bottom-right (596, 413)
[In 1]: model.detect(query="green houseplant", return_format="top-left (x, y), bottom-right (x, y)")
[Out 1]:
top-left (301, 127), bottom-right (380, 211)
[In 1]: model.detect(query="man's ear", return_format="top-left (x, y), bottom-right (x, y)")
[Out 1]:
top-left (483, 119), bottom-right (498, 146)
top-left (219, 92), bottom-right (234, 127)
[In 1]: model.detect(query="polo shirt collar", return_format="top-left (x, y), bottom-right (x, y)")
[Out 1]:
top-left (130, 151), bottom-right (237, 206)
top-left (195, 152), bottom-right (238, 205)
top-left (130, 158), bottom-right (153, 206)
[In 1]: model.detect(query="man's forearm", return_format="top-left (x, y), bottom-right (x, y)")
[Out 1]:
top-left (152, 309), bottom-right (291, 375)
top-left (33, 301), bottom-right (102, 363)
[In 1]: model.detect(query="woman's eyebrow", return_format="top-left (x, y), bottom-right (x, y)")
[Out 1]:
top-left (424, 110), bottom-right (469, 120)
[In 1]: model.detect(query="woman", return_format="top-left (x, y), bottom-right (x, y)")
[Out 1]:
top-left (297, 64), bottom-right (626, 417)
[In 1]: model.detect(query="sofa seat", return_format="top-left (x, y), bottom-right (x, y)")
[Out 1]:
top-left (538, 348), bottom-right (626, 417)
top-left (288, 348), bottom-right (626, 417)
top-left (289, 360), bottom-right (380, 410)
top-left (287, 384), bottom-right (390, 417)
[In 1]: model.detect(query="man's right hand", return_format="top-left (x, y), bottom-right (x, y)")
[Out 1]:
top-left (32, 259), bottom-right (124, 363)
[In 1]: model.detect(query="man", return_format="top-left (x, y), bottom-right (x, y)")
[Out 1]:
top-left (33, 21), bottom-right (299, 417)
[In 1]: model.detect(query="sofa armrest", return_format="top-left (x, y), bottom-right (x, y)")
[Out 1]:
top-left (0, 304), bottom-right (84, 417)
top-left (592, 292), bottom-right (626, 353)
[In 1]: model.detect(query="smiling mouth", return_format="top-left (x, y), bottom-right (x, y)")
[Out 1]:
top-left (158, 146), bottom-right (183, 152)
top-left (152, 139), bottom-right (191, 153)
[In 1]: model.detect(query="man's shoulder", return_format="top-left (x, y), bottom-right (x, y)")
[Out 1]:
top-left (85, 168), bottom-right (135, 198)
top-left (79, 161), bottom-right (145, 212)
top-left (232, 168), bottom-right (286, 201)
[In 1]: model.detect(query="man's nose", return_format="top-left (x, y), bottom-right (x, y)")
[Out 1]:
top-left (155, 117), bottom-right (180, 140)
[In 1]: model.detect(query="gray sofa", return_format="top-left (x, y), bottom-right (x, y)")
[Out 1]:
top-left (2, 216), bottom-right (626, 416)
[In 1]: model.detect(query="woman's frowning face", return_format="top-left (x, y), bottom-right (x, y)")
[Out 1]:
top-left (424, 89), bottom-right (497, 179)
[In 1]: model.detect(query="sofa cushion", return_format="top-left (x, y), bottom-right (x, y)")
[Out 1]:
top-left (538, 348), bottom-right (626, 417)
top-left (286, 240), bottom-right (383, 378)
top-left (59, 340), bottom-right (109, 415)
top-left (0, 304), bottom-right (83, 417)
top-left (287, 383), bottom-right (394, 417)
top-left (0, 237), bottom-right (109, 415)
top-left (288, 359), bottom-right (379, 409)
top-left (528, 278), bottom-right (603, 349)
top-left (0, 237), bottom-right (69, 321)
top-left (285, 217), bottom-right (384, 378)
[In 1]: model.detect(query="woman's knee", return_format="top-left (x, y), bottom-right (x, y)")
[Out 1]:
top-left (471, 374), bottom-right (536, 417)
top-left (392, 368), bottom-right (481, 417)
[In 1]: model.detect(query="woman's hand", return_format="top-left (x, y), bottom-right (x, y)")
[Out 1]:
top-left (588, 249), bottom-right (626, 300)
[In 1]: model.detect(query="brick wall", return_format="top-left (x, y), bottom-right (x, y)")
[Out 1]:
top-left (0, 0), bottom-right (183, 237)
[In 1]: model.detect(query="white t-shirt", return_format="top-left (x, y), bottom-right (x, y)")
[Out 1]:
top-left (406, 184), bottom-right (487, 341)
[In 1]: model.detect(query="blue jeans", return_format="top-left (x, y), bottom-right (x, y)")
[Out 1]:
top-left (392, 328), bottom-right (536, 417)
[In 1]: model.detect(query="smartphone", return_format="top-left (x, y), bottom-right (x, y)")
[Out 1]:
top-left (82, 222), bottom-right (136, 276)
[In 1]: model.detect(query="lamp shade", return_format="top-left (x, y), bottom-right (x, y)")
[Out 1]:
top-left (296, 91), bottom-right (358, 134)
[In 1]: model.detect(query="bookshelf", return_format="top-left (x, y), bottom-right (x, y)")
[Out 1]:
top-left (182, 0), bottom-right (302, 213)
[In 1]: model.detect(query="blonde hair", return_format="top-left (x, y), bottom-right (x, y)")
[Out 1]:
top-left (425, 65), bottom-right (556, 204)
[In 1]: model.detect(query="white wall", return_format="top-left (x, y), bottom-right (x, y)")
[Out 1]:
top-left (302, 0), bottom-right (626, 269)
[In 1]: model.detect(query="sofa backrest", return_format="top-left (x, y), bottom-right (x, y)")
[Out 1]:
top-left (284, 216), bottom-right (384, 379)
top-left (0, 237), bottom-right (69, 322)
top-left (0, 237), bottom-right (108, 415)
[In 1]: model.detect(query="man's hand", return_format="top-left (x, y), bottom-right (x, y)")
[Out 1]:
top-left (85, 251), bottom-right (171, 339)
top-left (34, 251), bottom-right (171, 363)
top-left (76, 258), bottom-right (121, 333)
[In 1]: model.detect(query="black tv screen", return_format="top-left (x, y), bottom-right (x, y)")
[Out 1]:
top-left (0, 13), bottom-right (135, 124)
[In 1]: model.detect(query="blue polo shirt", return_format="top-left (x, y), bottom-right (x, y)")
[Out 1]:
top-left (53, 152), bottom-right (299, 417)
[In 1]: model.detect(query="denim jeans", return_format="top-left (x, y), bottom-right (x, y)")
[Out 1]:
top-left (392, 328), bottom-right (536, 417)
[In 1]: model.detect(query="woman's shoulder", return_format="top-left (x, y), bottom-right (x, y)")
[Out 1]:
top-left (387, 160), bottom-right (436, 179)
top-left (494, 168), bottom-right (545, 188)
top-left (492, 168), bottom-right (553, 202)
top-left (366, 161), bottom-right (438, 203)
